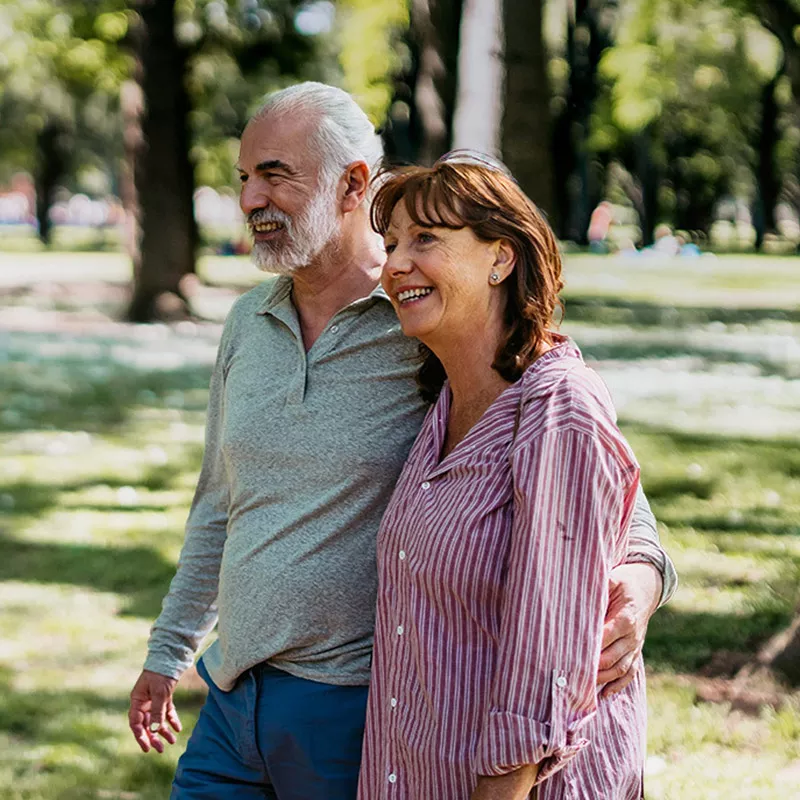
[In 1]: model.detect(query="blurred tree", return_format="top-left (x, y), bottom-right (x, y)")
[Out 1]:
top-left (336, 0), bottom-right (407, 129)
top-left (592, 0), bottom-right (782, 244)
top-left (126, 0), bottom-right (319, 321)
top-left (0, 1), bottom-right (131, 243)
top-left (501, 0), bottom-right (554, 216)
top-left (382, 0), bottom-right (463, 165)
top-left (551, 0), bottom-right (618, 243)
top-left (451, 0), bottom-right (503, 156)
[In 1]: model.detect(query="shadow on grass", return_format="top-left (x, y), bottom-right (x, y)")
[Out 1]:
top-left (645, 605), bottom-right (792, 673)
top-left (0, 450), bottom-right (203, 520)
top-left (0, 666), bottom-right (205, 800)
top-left (580, 340), bottom-right (800, 380)
top-left (0, 533), bottom-right (177, 618)
top-left (564, 295), bottom-right (800, 327)
top-left (659, 514), bottom-right (800, 537)
top-left (627, 423), bottom-right (800, 477)
top-left (0, 353), bottom-right (212, 435)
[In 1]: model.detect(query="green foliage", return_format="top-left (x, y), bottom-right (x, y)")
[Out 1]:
top-left (336, 0), bottom-right (408, 125)
top-left (590, 0), bottom-right (795, 232)
top-left (0, 0), bottom-right (130, 185)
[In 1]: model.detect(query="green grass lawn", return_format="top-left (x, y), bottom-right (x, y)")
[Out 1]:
top-left (1, 252), bottom-right (800, 798)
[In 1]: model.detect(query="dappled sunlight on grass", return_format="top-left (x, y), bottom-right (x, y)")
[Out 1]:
top-left (2, 254), bottom-right (800, 798)
top-left (645, 676), bottom-right (800, 797)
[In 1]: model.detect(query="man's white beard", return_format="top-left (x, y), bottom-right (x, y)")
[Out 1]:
top-left (249, 179), bottom-right (341, 275)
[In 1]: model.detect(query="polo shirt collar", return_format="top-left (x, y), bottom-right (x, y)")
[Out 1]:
top-left (256, 276), bottom-right (391, 317)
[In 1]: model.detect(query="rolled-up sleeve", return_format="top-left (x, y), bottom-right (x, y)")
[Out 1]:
top-left (474, 426), bottom-right (639, 783)
top-left (143, 322), bottom-right (232, 679)
top-left (625, 484), bottom-right (678, 606)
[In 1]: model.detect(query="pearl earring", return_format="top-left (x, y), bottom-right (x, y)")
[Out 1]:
top-left (490, 272), bottom-right (500, 284)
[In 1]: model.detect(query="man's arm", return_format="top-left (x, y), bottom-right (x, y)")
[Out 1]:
top-left (129, 323), bottom-right (233, 753)
top-left (599, 484), bottom-right (677, 696)
top-left (625, 484), bottom-right (677, 606)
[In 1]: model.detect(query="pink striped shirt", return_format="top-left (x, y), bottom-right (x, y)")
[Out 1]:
top-left (358, 340), bottom-right (646, 799)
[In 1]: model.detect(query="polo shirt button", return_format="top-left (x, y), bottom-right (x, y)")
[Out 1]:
top-left (390, 697), bottom-right (398, 708)
top-left (421, 481), bottom-right (430, 490)
top-left (398, 550), bottom-right (406, 560)
top-left (330, 324), bottom-right (339, 333)
top-left (556, 676), bottom-right (567, 688)
top-left (388, 773), bottom-right (397, 784)
top-left (397, 625), bottom-right (404, 635)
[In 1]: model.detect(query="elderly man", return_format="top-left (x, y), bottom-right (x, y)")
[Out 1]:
top-left (128, 83), bottom-right (676, 799)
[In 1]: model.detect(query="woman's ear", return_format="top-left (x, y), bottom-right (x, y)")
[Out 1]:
top-left (490, 239), bottom-right (517, 283)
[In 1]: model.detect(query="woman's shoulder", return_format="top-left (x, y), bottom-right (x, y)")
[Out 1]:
top-left (517, 337), bottom-right (618, 438)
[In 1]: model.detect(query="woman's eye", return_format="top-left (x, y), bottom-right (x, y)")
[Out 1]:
top-left (417, 232), bottom-right (435, 245)
top-left (384, 243), bottom-right (396, 254)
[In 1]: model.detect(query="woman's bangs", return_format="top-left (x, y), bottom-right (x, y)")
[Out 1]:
top-left (403, 176), bottom-right (466, 230)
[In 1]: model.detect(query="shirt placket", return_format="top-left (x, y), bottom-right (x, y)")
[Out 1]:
top-left (384, 471), bottom-right (437, 798)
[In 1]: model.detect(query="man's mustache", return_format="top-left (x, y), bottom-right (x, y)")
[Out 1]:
top-left (248, 208), bottom-right (292, 227)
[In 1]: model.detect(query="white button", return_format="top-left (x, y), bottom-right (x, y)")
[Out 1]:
top-left (556, 676), bottom-right (567, 688)
top-left (421, 481), bottom-right (431, 490)
top-left (396, 625), bottom-right (404, 635)
top-left (390, 697), bottom-right (398, 708)
top-left (398, 550), bottom-right (406, 560)
top-left (388, 773), bottom-right (397, 784)
top-left (330, 324), bottom-right (339, 333)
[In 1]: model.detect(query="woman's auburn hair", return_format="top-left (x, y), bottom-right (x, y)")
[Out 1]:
top-left (370, 161), bottom-right (564, 404)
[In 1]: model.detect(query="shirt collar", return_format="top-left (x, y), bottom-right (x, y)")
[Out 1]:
top-left (256, 276), bottom-right (391, 316)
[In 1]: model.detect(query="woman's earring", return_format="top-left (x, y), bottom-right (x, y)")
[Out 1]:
top-left (490, 272), bottom-right (500, 284)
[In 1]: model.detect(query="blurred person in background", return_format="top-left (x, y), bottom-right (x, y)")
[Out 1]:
top-left (127, 84), bottom-right (675, 799)
top-left (360, 153), bottom-right (650, 800)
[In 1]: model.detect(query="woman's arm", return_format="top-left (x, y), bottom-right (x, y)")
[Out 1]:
top-left (471, 764), bottom-right (539, 800)
top-left (473, 424), bottom-right (639, 786)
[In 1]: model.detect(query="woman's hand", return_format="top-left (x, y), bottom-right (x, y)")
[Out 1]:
top-left (471, 764), bottom-right (539, 800)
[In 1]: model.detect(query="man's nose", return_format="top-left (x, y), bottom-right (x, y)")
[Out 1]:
top-left (240, 180), bottom-right (269, 217)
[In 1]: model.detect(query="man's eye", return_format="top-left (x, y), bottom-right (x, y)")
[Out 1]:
top-left (417, 232), bottom-right (435, 244)
top-left (238, 174), bottom-right (248, 183)
top-left (384, 243), bottom-right (397, 254)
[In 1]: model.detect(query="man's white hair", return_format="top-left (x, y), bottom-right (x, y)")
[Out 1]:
top-left (253, 82), bottom-right (384, 187)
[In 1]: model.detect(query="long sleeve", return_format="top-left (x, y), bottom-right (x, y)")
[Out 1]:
top-left (143, 323), bottom-right (232, 679)
top-left (624, 484), bottom-right (677, 606)
top-left (474, 426), bottom-right (639, 783)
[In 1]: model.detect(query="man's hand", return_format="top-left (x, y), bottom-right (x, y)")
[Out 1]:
top-left (129, 670), bottom-right (182, 753)
top-left (598, 563), bottom-right (662, 697)
top-left (471, 765), bottom-right (539, 800)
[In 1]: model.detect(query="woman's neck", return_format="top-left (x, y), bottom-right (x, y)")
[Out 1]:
top-left (431, 326), bottom-right (512, 457)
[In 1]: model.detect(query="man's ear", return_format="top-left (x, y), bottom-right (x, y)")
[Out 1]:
top-left (341, 161), bottom-right (370, 213)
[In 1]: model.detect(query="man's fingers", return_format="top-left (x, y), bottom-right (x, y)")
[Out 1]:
top-left (598, 633), bottom-right (633, 672)
top-left (166, 702), bottom-right (183, 733)
top-left (601, 608), bottom-right (636, 650)
top-left (598, 637), bottom-right (638, 686)
top-left (130, 718), bottom-right (152, 754)
top-left (129, 671), bottom-right (179, 754)
top-left (601, 662), bottom-right (639, 698)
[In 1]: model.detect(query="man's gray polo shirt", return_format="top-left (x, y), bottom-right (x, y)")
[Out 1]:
top-left (144, 276), bottom-right (676, 691)
top-left (145, 277), bottom-right (426, 690)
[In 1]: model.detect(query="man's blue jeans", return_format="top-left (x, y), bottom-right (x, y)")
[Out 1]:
top-left (171, 657), bottom-right (369, 799)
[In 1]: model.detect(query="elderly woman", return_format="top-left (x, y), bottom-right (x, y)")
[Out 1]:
top-left (357, 153), bottom-right (647, 800)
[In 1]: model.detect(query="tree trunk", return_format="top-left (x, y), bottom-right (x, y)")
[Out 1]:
top-left (754, 72), bottom-right (781, 251)
top-left (127, 0), bottom-right (196, 323)
top-left (634, 129), bottom-right (658, 246)
top-left (34, 121), bottom-right (69, 247)
top-left (451, 0), bottom-right (503, 156)
top-left (552, 0), bottom-right (616, 243)
top-left (501, 0), bottom-right (554, 218)
top-left (409, 0), bottom-right (464, 165)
